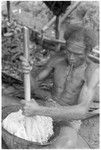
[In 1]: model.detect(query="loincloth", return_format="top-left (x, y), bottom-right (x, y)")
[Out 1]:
top-left (45, 98), bottom-right (82, 132)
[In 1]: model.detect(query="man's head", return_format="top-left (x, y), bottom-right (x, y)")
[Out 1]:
top-left (64, 24), bottom-right (98, 65)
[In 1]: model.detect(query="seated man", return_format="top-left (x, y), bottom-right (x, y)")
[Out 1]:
top-left (20, 26), bottom-right (99, 148)
top-left (3, 24), bottom-right (99, 148)
top-left (21, 24), bottom-right (99, 149)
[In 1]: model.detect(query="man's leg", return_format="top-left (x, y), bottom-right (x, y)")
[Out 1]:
top-left (49, 126), bottom-right (89, 149)
top-left (50, 126), bottom-right (77, 149)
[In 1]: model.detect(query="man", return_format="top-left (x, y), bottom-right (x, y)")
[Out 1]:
top-left (18, 24), bottom-right (100, 148)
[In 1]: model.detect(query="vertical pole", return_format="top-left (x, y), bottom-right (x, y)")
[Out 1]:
top-left (23, 26), bottom-right (32, 138)
top-left (55, 16), bottom-right (61, 51)
top-left (23, 26), bottom-right (31, 102)
top-left (7, 1), bottom-right (10, 22)
top-left (55, 16), bottom-right (59, 39)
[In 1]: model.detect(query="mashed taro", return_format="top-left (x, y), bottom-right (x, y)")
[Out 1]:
top-left (3, 110), bottom-right (54, 144)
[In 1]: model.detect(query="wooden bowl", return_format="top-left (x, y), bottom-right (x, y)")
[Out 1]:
top-left (2, 105), bottom-right (60, 149)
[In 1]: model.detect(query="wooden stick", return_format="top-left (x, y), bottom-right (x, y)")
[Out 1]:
top-left (23, 26), bottom-right (32, 138)
top-left (14, 2), bottom-right (81, 48)
top-left (42, 2), bottom-right (81, 33)
top-left (15, 19), bottom-right (66, 45)
top-left (88, 54), bottom-right (99, 63)
top-left (39, 34), bottom-right (66, 44)
top-left (42, 16), bottom-right (56, 32)
top-left (92, 49), bottom-right (99, 55)
top-left (55, 16), bottom-right (61, 52)
top-left (59, 2), bottom-right (81, 26)
top-left (55, 16), bottom-right (59, 39)
top-left (23, 26), bottom-right (31, 101)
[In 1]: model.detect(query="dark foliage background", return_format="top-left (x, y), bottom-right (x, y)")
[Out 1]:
top-left (2, 1), bottom-right (99, 79)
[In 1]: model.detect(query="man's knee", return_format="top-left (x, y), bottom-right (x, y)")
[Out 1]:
top-left (60, 126), bottom-right (77, 139)
top-left (52, 127), bottom-right (78, 149)
top-left (55, 137), bottom-right (76, 149)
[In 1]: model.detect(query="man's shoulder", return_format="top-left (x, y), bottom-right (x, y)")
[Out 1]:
top-left (85, 61), bottom-right (99, 86)
top-left (85, 61), bottom-right (99, 76)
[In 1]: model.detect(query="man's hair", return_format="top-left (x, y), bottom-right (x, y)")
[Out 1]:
top-left (64, 24), bottom-right (98, 54)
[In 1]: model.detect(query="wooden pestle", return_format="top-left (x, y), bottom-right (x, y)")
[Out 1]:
top-left (23, 26), bottom-right (32, 139)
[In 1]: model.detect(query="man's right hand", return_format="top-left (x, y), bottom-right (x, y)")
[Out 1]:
top-left (20, 99), bottom-right (40, 116)
top-left (20, 56), bottom-right (33, 74)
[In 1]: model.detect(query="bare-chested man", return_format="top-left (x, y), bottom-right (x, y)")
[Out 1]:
top-left (3, 24), bottom-right (99, 148)
top-left (20, 24), bottom-right (99, 148)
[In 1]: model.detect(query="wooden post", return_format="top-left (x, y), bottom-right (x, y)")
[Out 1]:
top-left (7, 1), bottom-right (10, 22)
top-left (55, 16), bottom-right (59, 39)
top-left (55, 16), bottom-right (61, 52)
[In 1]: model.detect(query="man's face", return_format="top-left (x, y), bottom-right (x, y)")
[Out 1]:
top-left (67, 41), bottom-right (86, 65)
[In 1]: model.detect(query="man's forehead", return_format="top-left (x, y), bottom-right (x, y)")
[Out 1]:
top-left (66, 40), bottom-right (85, 54)
top-left (67, 48), bottom-right (84, 55)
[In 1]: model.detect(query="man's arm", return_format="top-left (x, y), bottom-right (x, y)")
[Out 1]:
top-left (35, 67), bottom-right (99, 121)
top-left (30, 66), bottom-right (52, 91)
top-left (30, 54), bottom-right (66, 90)
top-left (22, 67), bottom-right (99, 121)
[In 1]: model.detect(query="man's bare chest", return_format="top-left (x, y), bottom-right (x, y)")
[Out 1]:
top-left (65, 63), bottom-right (86, 89)
top-left (61, 64), bottom-right (86, 105)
